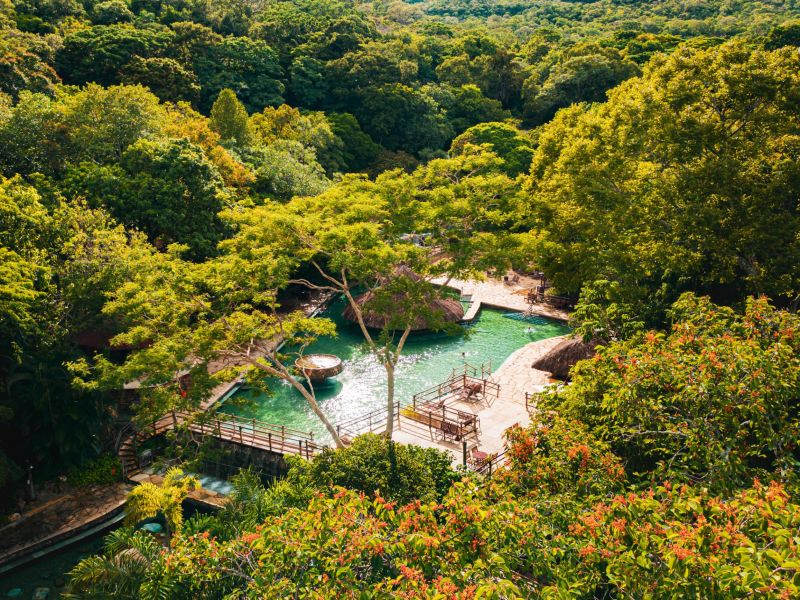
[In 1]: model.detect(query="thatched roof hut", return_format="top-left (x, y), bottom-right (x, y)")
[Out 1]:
top-left (531, 336), bottom-right (600, 380)
top-left (342, 267), bottom-right (464, 331)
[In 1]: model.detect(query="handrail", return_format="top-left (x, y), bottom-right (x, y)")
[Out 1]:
top-left (156, 410), bottom-right (325, 457)
top-left (451, 361), bottom-right (492, 379)
top-left (412, 372), bottom-right (500, 406)
top-left (401, 403), bottom-right (480, 442)
top-left (177, 410), bottom-right (316, 441)
top-left (336, 401), bottom-right (400, 438)
top-left (472, 449), bottom-right (508, 476)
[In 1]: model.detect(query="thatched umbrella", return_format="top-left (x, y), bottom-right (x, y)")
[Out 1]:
top-left (342, 267), bottom-right (464, 331)
top-left (531, 336), bottom-right (600, 380)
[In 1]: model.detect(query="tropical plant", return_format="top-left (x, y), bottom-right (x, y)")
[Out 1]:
top-left (64, 528), bottom-right (171, 599)
top-left (125, 467), bottom-right (199, 538)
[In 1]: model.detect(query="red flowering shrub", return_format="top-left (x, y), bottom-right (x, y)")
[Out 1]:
top-left (546, 294), bottom-right (800, 491)
top-left (541, 480), bottom-right (800, 598)
top-left (502, 414), bottom-right (626, 498)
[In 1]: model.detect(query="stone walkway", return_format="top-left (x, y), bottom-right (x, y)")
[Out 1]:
top-left (0, 483), bottom-right (131, 566)
top-left (393, 335), bottom-right (566, 463)
top-left (432, 276), bottom-right (570, 322)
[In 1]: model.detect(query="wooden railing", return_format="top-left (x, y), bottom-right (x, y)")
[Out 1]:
top-left (471, 449), bottom-right (508, 476)
top-left (412, 371), bottom-right (500, 407)
top-left (336, 401), bottom-right (400, 439)
top-left (401, 404), bottom-right (480, 442)
top-left (120, 410), bottom-right (324, 477)
top-left (452, 361), bottom-right (492, 380)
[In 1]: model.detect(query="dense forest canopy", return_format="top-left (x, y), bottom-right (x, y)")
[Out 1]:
top-left (1, 0), bottom-right (800, 596)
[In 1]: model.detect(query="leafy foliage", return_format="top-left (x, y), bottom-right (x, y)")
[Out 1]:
top-left (546, 293), bottom-right (800, 492)
top-left (125, 467), bottom-right (199, 537)
top-left (66, 453), bottom-right (122, 487)
top-left (306, 433), bottom-right (459, 504)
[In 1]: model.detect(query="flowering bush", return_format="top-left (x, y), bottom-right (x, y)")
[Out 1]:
top-left (546, 294), bottom-right (800, 491)
top-left (541, 481), bottom-right (800, 598)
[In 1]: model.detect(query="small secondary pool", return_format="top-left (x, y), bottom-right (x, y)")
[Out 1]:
top-left (222, 296), bottom-right (569, 442)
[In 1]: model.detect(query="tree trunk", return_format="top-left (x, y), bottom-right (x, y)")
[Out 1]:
top-left (383, 326), bottom-right (411, 439)
top-left (290, 377), bottom-right (344, 449)
top-left (384, 363), bottom-right (395, 439)
top-left (248, 356), bottom-right (344, 449)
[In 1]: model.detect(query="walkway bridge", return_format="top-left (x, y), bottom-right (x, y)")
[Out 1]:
top-left (117, 410), bottom-right (323, 479)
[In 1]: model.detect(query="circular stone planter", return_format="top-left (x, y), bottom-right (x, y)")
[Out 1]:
top-left (295, 354), bottom-right (344, 382)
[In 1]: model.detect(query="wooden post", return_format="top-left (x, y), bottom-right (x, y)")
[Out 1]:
top-left (239, 426), bottom-right (243, 443)
top-left (268, 432), bottom-right (272, 452)
top-left (462, 440), bottom-right (467, 468)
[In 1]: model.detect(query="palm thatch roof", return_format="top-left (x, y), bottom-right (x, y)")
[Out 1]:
top-left (531, 336), bottom-right (600, 380)
top-left (342, 266), bottom-right (464, 331)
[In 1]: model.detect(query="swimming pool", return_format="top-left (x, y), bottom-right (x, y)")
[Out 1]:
top-left (222, 296), bottom-right (569, 443)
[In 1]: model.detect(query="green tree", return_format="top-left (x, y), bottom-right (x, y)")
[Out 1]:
top-left (209, 88), bottom-right (251, 145)
top-left (73, 239), bottom-right (348, 447)
top-left (193, 36), bottom-right (283, 112)
top-left (65, 528), bottom-right (169, 599)
top-left (0, 29), bottom-right (60, 99)
top-left (91, 0), bottom-right (134, 25)
top-left (56, 25), bottom-right (173, 86)
top-left (1, 177), bottom-right (155, 492)
top-left (525, 41), bottom-right (800, 317)
top-left (0, 90), bottom-right (64, 176)
top-left (450, 121), bottom-right (533, 177)
top-left (64, 138), bottom-right (229, 260)
top-left (764, 20), bottom-right (800, 49)
top-left (545, 293), bottom-right (800, 492)
top-left (522, 46), bottom-right (640, 126)
top-left (125, 467), bottom-right (199, 538)
top-left (327, 112), bottom-right (381, 172)
top-left (121, 56), bottom-right (200, 103)
top-left (356, 83), bottom-right (452, 154)
top-left (307, 433), bottom-right (459, 504)
top-left (246, 140), bottom-right (329, 201)
top-left (61, 84), bottom-right (166, 163)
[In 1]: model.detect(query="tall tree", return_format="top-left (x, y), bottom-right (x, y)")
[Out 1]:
top-left (525, 41), bottom-right (800, 321)
top-left (209, 88), bottom-right (251, 146)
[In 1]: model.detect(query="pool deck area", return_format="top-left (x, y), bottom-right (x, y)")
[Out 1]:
top-left (392, 334), bottom-right (566, 464)
top-left (389, 274), bottom-right (571, 464)
top-left (431, 275), bottom-right (570, 323)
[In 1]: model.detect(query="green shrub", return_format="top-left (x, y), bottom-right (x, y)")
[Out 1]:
top-left (66, 454), bottom-right (122, 487)
top-left (307, 433), bottom-right (460, 504)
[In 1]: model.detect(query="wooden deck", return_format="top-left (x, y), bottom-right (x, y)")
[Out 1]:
top-left (118, 410), bottom-right (323, 480)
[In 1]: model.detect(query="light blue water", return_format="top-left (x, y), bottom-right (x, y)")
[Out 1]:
top-left (223, 296), bottom-right (569, 443)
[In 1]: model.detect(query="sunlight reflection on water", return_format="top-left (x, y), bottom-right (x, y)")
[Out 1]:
top-left (223, 297), bottom-right (569, 442)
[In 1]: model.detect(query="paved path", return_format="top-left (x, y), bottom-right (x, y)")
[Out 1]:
top-left (0, 483), bottom-right (131, 566)
top-left (393, 335), bottom-right (566, 463)
top-left (432, 276), bottom-right (570, 322)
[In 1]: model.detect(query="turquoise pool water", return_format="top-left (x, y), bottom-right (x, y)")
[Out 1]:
top-left (223, 296), bottom-right (569, 442)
